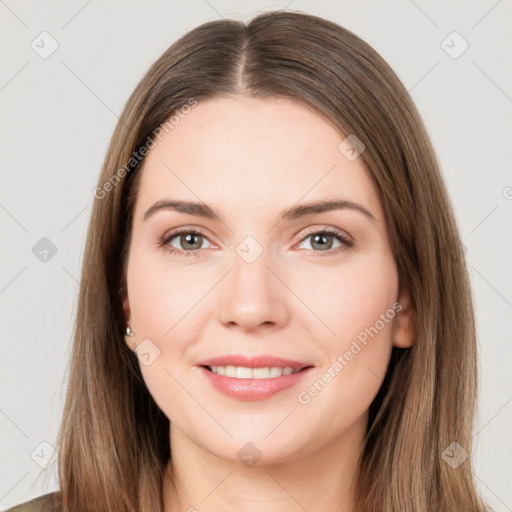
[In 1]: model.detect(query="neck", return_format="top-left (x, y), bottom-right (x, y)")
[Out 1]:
top-left (162, 414), bottom-right (366, 512)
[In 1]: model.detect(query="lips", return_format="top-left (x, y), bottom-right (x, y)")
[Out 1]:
top-left (196, 354), bottom-right (314, 401)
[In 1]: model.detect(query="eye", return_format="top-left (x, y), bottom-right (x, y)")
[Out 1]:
top-left (159, 226), bottom-right (353, 257)
top-left (159, 228), bottom-right (213, 257)
top-left (296, 228), bottom-right (353, 255)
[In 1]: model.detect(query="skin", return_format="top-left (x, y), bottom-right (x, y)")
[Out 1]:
top-left (122, 96), bottom-right (414, 512)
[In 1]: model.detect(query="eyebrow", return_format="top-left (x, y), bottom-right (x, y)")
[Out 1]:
top-left (143, 198), bottom-right (376, 223)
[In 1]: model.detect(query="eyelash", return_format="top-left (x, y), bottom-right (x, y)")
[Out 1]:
top-left (158, 226), bottom-right (354, 258)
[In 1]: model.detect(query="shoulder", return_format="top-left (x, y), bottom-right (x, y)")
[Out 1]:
top-left (4, 492), bottom-right (60, 512)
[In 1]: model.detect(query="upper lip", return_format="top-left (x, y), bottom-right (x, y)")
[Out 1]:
top-left (197, 354), bottom-right (313, 370)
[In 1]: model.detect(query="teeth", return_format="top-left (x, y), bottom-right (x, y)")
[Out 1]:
top-left (208, 366), bottom-right (299, 379)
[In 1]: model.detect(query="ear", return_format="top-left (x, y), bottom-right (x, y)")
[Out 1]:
top-left (391, 289), bottom-right (415, 349)
top-left (121, 283), bottom-right (135, 351)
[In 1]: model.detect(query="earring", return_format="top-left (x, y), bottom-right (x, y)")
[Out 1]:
top-left (125, 325), bottom-right (136, 352)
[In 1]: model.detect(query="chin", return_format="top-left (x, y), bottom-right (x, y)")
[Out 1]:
top-left (201, 432), bottom-right (309, 468)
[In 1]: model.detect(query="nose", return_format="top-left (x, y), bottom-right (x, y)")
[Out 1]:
top-left (217, 248), bottom-right (290, 333)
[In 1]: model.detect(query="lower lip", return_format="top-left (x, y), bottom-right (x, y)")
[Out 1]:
top-left (198, 366), bottom-right (314, 401)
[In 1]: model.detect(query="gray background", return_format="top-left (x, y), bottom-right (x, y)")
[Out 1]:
top-left (1, 0), bottom-right (511, 510)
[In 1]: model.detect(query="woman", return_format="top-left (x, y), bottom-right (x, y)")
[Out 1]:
top-left (7, 9), bottom-right (491, 512)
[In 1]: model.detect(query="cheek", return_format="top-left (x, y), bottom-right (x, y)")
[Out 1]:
top-left (127, 270), bottom-right (202, 423)
top-left (295, 310), bottom-right (394, 445)
top-left (292, 251), bottom-right (399, 343)
top-left (128, 250), bottom-right (214, 342)
top-left (126, 254), bottom-right (216, 420)
top-left (293, 254), bottom-right (398, 413)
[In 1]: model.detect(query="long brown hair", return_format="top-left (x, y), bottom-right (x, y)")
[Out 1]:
top-left (50, 10), bottom-right (491, 511)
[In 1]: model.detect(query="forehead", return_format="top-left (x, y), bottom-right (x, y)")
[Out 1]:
top-left (133, 96), bottom-right (381, 223)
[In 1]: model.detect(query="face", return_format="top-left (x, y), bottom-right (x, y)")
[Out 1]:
top-left (122, 96), bottom-right (413, 464)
